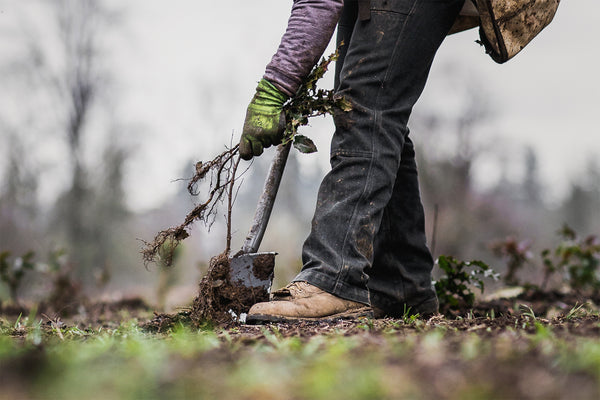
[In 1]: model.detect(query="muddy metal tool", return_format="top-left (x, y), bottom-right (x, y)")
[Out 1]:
top-left (229, 141), bottom-right (292, 298)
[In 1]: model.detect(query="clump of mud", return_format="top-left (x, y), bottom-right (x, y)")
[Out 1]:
top-left (190, 252), bottom-right (271, 325)
top-left (141, 252), bottom-right (274, 330)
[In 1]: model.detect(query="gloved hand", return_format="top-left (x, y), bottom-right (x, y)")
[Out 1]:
top-left (239, 79), bottom-right (289, 160)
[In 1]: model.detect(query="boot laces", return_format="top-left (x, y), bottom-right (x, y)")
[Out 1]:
top-left (286, 282), bottom-right (305, 294)
top-left (271, 281), bottom-right (306, 299)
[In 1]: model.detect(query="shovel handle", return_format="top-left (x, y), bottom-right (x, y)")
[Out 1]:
top-left (242, 141), bottom-right (292, 254)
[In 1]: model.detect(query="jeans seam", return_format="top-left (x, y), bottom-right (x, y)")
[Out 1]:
top-left (333, 116), bottom-right (378, 292)
top-left (380, 0), bottom-right (419, 89)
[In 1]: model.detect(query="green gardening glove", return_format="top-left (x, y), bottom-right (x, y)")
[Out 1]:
top-left (239, 78), bottom-right (289, 160)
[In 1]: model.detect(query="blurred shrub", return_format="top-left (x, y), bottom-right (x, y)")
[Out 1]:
top-left (434, 255), bottom-right (499, 310)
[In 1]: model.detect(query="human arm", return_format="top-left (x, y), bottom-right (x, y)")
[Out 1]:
top-left (264, 0), bottom-right (344, 96)
top-left (240, 0), bottom-right (344, 160)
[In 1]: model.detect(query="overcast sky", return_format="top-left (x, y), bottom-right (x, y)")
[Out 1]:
top-left (1, 1), bottom-right (599, 210)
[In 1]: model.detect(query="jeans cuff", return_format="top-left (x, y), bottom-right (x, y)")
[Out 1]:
top-left (369, 285), bottom-right (437, 311)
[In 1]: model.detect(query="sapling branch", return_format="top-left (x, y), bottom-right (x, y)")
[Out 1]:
top-left (225, 157), bottom-right (241, 255)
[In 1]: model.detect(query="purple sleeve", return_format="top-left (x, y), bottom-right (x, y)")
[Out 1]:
top-left (264, 0), bottom-right (344, 97)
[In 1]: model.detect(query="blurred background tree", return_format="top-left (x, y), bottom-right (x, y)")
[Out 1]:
top-left (0, 0), bottom-right (131, 291)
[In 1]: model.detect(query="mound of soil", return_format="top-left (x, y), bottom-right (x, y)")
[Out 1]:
top-left (189, 252), bottom-right (272, 325)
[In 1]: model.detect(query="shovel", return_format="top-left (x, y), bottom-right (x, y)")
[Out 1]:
top-left (229, 141), bottom-right (292, 301)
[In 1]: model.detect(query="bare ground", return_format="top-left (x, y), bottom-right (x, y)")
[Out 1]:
top-left (1, 290), bottom-right (599, 400)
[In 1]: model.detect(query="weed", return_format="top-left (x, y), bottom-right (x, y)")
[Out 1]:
top-left (564, 303), bottom-right (589, 320)
top-left (363, 318), bottom-right (376, 331)
top-left (42, 314), bottom-right (66, 341)
top-left (13, 313), bottom-right (22, 330)
top-left (434, 255), bottom-right (500, 311)
top-left (399, 304), bottom-right (421, 324)
top-left (541, 225), bottom-right (600, 292)
top-left (403, 313), bottom-right (419, 325)
top-left (520, 304), bottom-right (537, 320)
top-left (62, 326), bottom-right (88, 339)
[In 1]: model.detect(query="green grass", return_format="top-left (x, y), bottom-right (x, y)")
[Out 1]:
top-left (1, 315), bottom-right (599, 400)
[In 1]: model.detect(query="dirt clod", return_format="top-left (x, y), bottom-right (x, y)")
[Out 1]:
top-left (251, 253), bottom-right (276, 281)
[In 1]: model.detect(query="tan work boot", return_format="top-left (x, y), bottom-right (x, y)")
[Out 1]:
top-left (245, 281), bottom-right (373, 324)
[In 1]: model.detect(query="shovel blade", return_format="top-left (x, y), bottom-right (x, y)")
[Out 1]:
top-left (229, 252), bottom-right (276, 294)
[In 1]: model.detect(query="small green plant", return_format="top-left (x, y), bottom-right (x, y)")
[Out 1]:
top-left (434, 255), bottom-right (500, 310)
top-left (564, 303), bottom-right (589, 320)
top-left (0, 251), bottom-right (36, 306)
top-left (401, 304), bottom-right (420, 324)
top-left (357, 318), bottom-right (376, 331)
top-left (519, 304), bottom-right (537, 320)
top-left (517, 305), bottom-right (541, 330)
top-left (541, 225), bottom-right (600, 292)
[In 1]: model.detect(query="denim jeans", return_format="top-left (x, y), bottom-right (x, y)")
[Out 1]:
top-left (294, 0), bottom-right (465, 313)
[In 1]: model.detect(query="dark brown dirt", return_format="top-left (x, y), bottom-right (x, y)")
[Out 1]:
top-left (251, 253), bottom-right (276, 281)
top-left (140, 284), bottom-right (600, 336)
top-left (189, 252), bottom-right (271, 325)
top-left (4, 304), bottom-right (598, 400)
top-left (220, 313), bottom-right (600, 340)
top-left (444, 288), bottom-right (600, 319)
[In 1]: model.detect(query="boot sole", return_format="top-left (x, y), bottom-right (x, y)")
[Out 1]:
top-left (245, 307), bottom-right (374, 325)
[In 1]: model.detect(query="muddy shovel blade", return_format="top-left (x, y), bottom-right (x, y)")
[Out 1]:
top-left (229, 252), bottom-right (276, 295)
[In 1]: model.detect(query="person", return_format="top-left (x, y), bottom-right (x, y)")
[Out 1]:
top-left (239, 0), bottom-right (467, 324)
